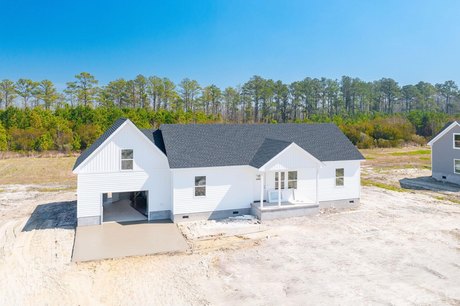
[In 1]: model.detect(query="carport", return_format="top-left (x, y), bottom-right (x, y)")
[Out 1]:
top-left (102, 191), bottom-right (148, 223)
top-left (72, 221), bottom-right (189, 262)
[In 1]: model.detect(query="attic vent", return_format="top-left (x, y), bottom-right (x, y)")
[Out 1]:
top-left (233, 211), bottom-right (239, 215)
top-left (182, 216), bottom-right (189, 219)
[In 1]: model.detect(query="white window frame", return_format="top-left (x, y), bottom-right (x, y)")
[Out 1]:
top-left (335, 168), bottom-right (345, 187)
top-left (120, 149), bottom-right (134, 171)
top-left (288, 171), bottom-right (297, 189)
top-left (275, 172), bottom-right (285, 190)
top-left (194, 176), bottom-right (206, 197)
top-left (453, 133), bottom-right (460, 149)
top-left (454, 159), bottom-right (460, 174)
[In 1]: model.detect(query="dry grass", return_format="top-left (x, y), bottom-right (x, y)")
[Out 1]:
top-left (0, 156), bottom-right (77, 186)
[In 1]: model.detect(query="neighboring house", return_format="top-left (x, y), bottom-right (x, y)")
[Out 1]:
top-left (73, 118), bottom-right (365, 226)
top-left (428, 121), bottom-right (460, 185)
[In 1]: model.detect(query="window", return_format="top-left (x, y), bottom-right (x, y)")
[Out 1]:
top-left (288, 171), bottom-right (297, 189)
top-left (275, 172), bottom-right (285, 190)
top-left (455, 160), bottom-right (460, 174)
top-left (194, 176), bottom-right (206, 196)
top-left (335, 168), bottom-right (344, 186)
top-left (454, 134), bottom-right (460, 149)
top-left (121, 149), bottom-right (133, 170)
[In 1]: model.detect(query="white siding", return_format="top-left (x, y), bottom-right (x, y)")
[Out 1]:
top-left (171, 160), bottom-right (361, 215)
top-left (262, 144), bottom-right (319, 171)
top-left (78, 123), bottom-right (169, 173)
top-left (172, 166), bottom-right (256, 215)
top-left (76, 123), bottom-right (171, 219)
top-left (318, 160), bottom-right (361, 201)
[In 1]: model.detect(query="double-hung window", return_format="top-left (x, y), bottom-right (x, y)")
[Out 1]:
top-left (454, 134), bottom-right (460, 149)
top-left (335, 168), bottom-right (344, 187)
top-left (121, 149), bottom-right (133, 170)
top-left (288, 171), bottom-right (297, 189)
top-left (194, 176), bottom-right (206, 197)
top-left (454, 160), bottom-right (460, 174)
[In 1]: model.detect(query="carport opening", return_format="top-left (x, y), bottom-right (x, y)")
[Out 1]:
top-left (102, 191), bottom-right (148, 223)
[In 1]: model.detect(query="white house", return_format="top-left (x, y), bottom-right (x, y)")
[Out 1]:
top-left (73, 118), bottom-right (365, 226)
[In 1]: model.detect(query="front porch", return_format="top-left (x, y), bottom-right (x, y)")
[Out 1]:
top-left (251, 141), bottom-right (324, 221)
top-left (251, 201), bottom-right (319, 221)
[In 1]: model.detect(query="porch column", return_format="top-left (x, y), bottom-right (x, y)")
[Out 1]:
top-left (278, 172), bottom-right (281, 207)
top-left (315, 166), bottom-right (319, 205)
top-left (260, 172), bottom-right (264, 208)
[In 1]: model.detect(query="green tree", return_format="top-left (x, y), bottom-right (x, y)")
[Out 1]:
top-left (74, 72), bottom-right (99, 107)
top-left (0, 79), bottom-right (17, 108)
top-left (15, 79), bottom-right (38, 108)
top-left (179, 78), bottom-right (201, 112)
top-left (0, 122), bottom-right (7, 150)
top-left (36, 80), bottom-right (59, 110)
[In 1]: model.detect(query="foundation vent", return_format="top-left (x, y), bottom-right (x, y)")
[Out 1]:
top-left (349, 200), bottom-right (354, 203)
top-left (442, 176), bottom-right (447, 179)
top-left (182, 216), bottom-right (189, 219)
top-left (233, 211), bottom-right (239, 215)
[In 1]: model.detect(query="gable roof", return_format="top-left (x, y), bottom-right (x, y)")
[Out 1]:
top-left (427, 121), bottom-right (460, 146)
top-left (73, 118), bottom-right (128, 171)
top-left (160, 123), bottom-right (364, 169)
top-left (249, 138), bottom-right (292, 168)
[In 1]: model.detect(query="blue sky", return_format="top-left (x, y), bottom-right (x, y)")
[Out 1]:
top-left (0, 0), bottom-right (459, 88)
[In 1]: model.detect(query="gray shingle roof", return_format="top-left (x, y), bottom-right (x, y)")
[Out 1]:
top-left (73, 120), bottom-right (364, 171)
top-left (249, 138), bottom-right (292, 168)
top-left (140, 129), bottom-right (166, 155)
top-left (72, 118), bottom-right (128, 170)
top-left (160, 123), bottom-right (364, 169)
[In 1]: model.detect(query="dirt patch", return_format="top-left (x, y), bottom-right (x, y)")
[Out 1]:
top-left (1, 148), bottom-right (460, 305)
top-left (1, 184), bottom-right (459, 305)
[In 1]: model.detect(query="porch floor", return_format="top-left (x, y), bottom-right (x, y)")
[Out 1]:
top-left (252, 201), bottom-right (318, 211)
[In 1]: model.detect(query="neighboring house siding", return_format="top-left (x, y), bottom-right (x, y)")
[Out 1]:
top-left (76, 123), bottom-right (171, 221)
top-left (172, 166), bottom-right (256, 215)
top-left (432, 125), bottom-right (460, 180)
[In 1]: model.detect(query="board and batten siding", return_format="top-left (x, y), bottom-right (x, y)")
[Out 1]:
top-left (171, 166), bottom-right (256, 215)
top-left (76, 122), bottom-right (171, 220)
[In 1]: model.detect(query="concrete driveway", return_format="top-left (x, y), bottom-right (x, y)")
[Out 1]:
top-left (72, 221), bottom-right (189, 262)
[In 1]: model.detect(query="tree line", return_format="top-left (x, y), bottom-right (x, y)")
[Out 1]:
top-left (0, 72), bottom-right (458, 152)
top-left (1, 73), bottom-right (459, 121)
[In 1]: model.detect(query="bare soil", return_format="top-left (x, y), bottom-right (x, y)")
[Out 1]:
top-left (0, 148), bottom-right (459, 305)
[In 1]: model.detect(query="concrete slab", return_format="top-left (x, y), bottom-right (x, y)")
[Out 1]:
top-left (103, 199), bottom-right (147, 223)
top-left (72, 221), bottom-right (189, 262)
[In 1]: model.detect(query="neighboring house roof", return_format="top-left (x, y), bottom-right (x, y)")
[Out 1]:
top-left (73, 118), bottom-right (128, 170)
top-left (160, 123), bottom-right (365, 169)
top-left (427, 121), bottom-right (460, 146)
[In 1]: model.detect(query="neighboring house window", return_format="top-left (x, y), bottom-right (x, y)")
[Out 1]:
top-left (288, 171), bottom-right (297, 189)
top-left (275, 172), bottom-right (285, 190)
top-left (194, 176), bottom-right (206, 196)
top-left (121, 149), bottom-right (133, 170)
top-left (455, 160), bottom-right (460, 174)
top-left (454, 134), bottom-right (460, 148)
top-left (335, 168), bottom-right (344, 186)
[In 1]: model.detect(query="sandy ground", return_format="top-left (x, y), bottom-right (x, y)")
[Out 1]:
top-left (0, 183), bottom-right (459, 305)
